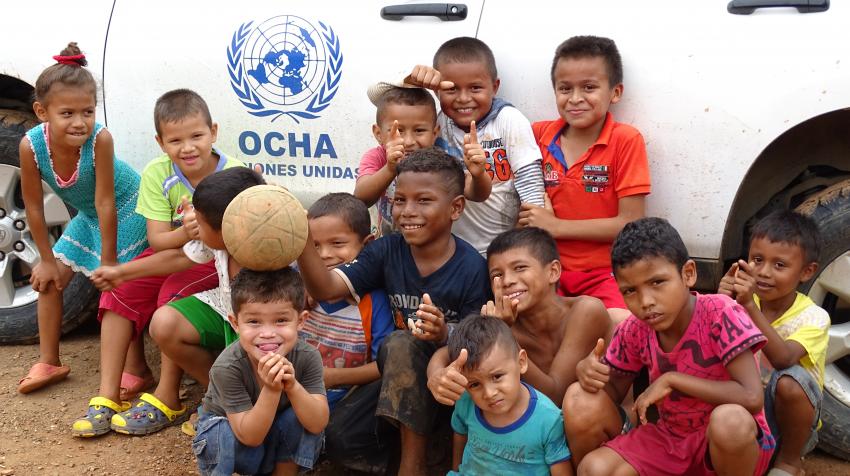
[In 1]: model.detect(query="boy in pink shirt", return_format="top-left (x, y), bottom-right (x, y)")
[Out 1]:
top-left (563, 217), bottom-right (775, 475)
top-left (354, 86), bottom-right (440, 233)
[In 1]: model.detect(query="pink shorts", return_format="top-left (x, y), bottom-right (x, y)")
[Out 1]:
top-left (558, 267), bottom-right (626, 309)
top-left (98, 247), bottom-right (219, 338)
top-left (604, 421), bottom-right (774, 476)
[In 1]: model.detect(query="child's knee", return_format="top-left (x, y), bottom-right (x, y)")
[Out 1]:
top-left (708, 404), bottom-right (756, 447)
top-left (149, 306), bottom-right (187, 343)
top-left (578, 448), bottom-right (623, 476)
top-left (563, 382), bottom-right (612, 433)
top-left (775, 375), bottom-right (810, 405)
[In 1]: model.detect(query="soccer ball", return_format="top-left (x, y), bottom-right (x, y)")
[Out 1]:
top-left (222, 185), bottom-right (308, 271)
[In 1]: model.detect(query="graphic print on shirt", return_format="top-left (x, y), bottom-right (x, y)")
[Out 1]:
top-left (582, 164), bottom-right (609, 193)
top-left (436, 136), bottom-right (513, 184)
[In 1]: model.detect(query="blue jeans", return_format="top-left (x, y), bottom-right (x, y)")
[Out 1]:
top-left (192, 407), bottom-right (323, 476)
top-left (764, 365), bottom-right (822, 456)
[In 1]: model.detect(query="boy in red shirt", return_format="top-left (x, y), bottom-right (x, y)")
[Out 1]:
top-left (519, 36), bottom-right (650, 322)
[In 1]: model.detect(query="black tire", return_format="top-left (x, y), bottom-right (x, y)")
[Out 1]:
top-left (796, 179), bottom-right (850, 460)
top-left (0, 108), bottom-right (100, 345)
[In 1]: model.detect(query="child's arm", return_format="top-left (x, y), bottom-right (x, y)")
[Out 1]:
top-left (633, 349), bottom-right (764, 425)
top-left (227, 353), bottom-right (292, 446)
top-left (296, 229), bottom-right (355, 302)
top-left (354, 121), bottom-right (403, 207)
top-left (284, 359), bottom-right (330, 435)
top-left (323, 361), bottom-right (380, 388)
top-left (146, 197), bottom-right (199, 251)
top-left (93, 130), bottom-right (118, 265)
top-left (722, 260), bottom-right (807, 369)
top-left (518, 195), bottom-right (645, 242)
top-left (463, 121), bottom-right (491, 202)
top-left (20, 138), bottom-right (61, 291)
top-left (91, 247), bottom-right (195, 291)
top-left (550, 462), bottom-right (575, 476)
top-left (452, 432), bottom-right (467, 471)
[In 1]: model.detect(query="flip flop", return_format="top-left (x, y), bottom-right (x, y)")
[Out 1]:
top-left (119, 371), bottom-right (155, 401)
top-left (17, 362), bottom-right (71, 394)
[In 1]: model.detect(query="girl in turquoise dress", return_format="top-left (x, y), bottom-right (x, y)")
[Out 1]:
top-left (17, 44), bottom-right (148, 432)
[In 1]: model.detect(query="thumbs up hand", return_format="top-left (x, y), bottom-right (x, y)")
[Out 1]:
top-left (181, 195), bottom-right (200, 241)
top-left (384, 120), bottom-right (405, 173)
top-left (576, 338), bottom-right (610, 393)
top-left (427, 348), bottom-right (469, 406)
top-left (463, 121), bottom-right (487, 179)
top-left (731, 259), bottom-right (758, 308)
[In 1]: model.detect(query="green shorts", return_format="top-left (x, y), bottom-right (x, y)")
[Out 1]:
top-left (168, 296), bottom-right (238, 350)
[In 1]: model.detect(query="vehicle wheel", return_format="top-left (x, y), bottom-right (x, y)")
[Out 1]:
top-left (0, 109), bottom-right (99, 345)
top-left (796, 178), bottom-right (850, 460)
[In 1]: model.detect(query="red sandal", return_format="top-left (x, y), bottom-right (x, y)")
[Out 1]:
top-left (18, 362), bottom-right (70, 394)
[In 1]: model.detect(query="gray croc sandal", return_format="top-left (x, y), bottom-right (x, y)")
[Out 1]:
top-left (111, 392), bottom-right (188, 436)
top-left (72, 397), bottom-right (130, 438)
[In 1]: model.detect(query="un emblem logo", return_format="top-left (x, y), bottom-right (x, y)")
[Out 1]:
top-left (228, 16), bottom-right (343, 123)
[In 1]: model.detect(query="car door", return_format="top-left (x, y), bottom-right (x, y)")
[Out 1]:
top-left (104, 1), bottom-right (483, 204)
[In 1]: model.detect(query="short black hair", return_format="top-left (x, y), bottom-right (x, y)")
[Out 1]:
top-left (750, 210), bottom-right (821, 264)
top-left (611, 217), bottom-right (689, 271)
top-left (487, 227), bottom-right (560, 266)
top-left (308, 192), bottom-right (371, 240)
top-left (395, 147), bottom-right (465, 198)
top-left (193, 167), bottom-right (265, 230)
top-left (433, 37), bottom-right (498, 81)
top-left (448, 314), bottom-right (519, 372)
top-left (230, 267), bottom-right (306, 315)
top-left (375, 87), bottom-right (437, 126)
top-left (154, 88), bottom-right (213, 136)
top-left (550, 35), bottom-right (623, 87)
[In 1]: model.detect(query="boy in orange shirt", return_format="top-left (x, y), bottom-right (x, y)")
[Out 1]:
top-left (519, 36), bottom-right (650, 322)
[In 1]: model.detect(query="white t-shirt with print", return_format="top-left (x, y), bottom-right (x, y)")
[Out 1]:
top-left (437, 106), bottom-right (541, 255)
top-left (182, 240), bottom-right (232, 319)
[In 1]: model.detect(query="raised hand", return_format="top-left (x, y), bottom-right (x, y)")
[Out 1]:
top-left (384, 120), bottom-right (405, 172)
top-left (717, 262), bottom-right (739, 298)
top-left (414, 293), bottom-right (448, 343)
top-left (406, 65), bottom-right (454, 91)
top-left (481, 276), bottom-right (519, 326)
top-left (463, 121), bottom-right (487, 179)
top-left (427, 348), bottom-right (469, 405)
top-left (181, 195), bottom-right (200, 241)
top-left (732, 259), bottom-right (758, 307)
top-left (576, 338), bottom-right (610, 393)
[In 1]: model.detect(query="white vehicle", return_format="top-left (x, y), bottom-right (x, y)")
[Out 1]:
top-left (2, 0), bottom-right (849, 457)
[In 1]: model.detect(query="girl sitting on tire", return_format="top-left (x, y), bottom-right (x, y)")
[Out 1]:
top-left (17, 43), bottom-right (148, 434)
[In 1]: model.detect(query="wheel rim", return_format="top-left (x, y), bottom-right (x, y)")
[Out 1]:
top-left (0, 164), bottom-right (70, 308)
top-left (808, 250), bottom-right (850, 406)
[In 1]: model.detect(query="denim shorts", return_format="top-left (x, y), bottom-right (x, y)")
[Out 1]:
top-left (192, 406), bottom-right (323, 476)
top-left (764, 365), bottom-right (822, 455)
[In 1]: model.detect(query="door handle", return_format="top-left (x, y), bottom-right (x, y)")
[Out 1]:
top-left (381, 3), bottom-right (468, 21)
top-left (727, 0), bottom-right (829, 15)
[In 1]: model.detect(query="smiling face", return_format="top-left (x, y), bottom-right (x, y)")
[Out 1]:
top-left (615, 257), bottom-right (696, 336)
top-left (552, 56), bottom-right (622, 131)
top-left (463, 343), bottom-right (529, 423)
top-left (487, 247), bottom-right (560, 315)
top-left (156, 112), bottom-right (219, 181)
top-left (33, 83), bottom-right (97, 150)
top-left (391, 171), bottom-right (463, 247)
top-left (436, 60), bottom-right (500, 131)
top-left (373, 103), bottom-right (439, 157)
top-left (748, 237), bottom-right (817, 305)
top-left (229, 300), bottom-right (305, 365)
top-left (308, 214), bottom-right (369, 269)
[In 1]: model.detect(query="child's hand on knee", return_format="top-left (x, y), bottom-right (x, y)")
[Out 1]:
top-left (31, 261), bottom-right (63, 293)
top-left (427, 348), bottom-right (468, 405)
top-left (576, 338), bottom-right (610, 393)
top-left (414, 293), bottom-right (448, 343)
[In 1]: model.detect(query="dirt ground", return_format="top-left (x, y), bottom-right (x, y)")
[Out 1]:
top-left (0, 320), bottom-right (849, 476)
